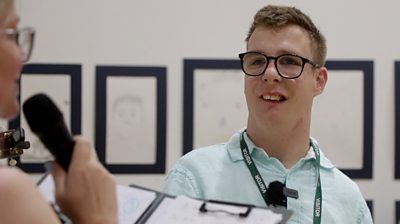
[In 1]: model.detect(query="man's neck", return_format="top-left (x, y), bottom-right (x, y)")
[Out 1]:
top-left (246, 121), bottom-right (310, 169)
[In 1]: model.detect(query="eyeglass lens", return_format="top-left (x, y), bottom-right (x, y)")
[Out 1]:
top-left (6, 28), bottom-right (34, 62)
top-left (18, 29), bottom-right (34, 62)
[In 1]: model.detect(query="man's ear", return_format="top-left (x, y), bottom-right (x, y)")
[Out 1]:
top-left (314, 66), bottom-right (328, 96)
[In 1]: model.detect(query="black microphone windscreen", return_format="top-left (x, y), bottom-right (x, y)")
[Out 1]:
top-left (22, 93), bottom-right (74, 170)
top-left (23, 93), bottom-right (64, 133)
top-left (267, 181), bottom-right (287, 207)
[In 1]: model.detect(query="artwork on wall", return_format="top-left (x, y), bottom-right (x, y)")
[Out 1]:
top-left (183, 59), bottom-right (373, 179)
top-left (8, 64), bottom-right (82, 173)
top-left (183, 59), bottom-right (247, 155)
top-left (311, 61), bottom-right (373, 179)
top-left (95, 66), bottom-right (166, 174)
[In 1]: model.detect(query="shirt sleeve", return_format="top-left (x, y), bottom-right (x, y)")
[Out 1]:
top-left (357, 199), bottom-right (374, 224)
top-left (162, 164), bottom-right (201, 199)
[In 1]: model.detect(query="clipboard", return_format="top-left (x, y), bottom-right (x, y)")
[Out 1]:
top-left (136, 194), bottom-right (292, 224)
top-left (38, 173), bottom-right (292, 224)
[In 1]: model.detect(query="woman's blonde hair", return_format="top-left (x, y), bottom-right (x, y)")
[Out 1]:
top-left (0, 0), bottom-right (14, 26)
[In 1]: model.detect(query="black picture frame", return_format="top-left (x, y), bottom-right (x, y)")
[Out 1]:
top-left (366, 200), bottom-right (373, 219)
top-left (397, 201), bottom-right (400, 223)
top-left (324, 61), bottom-right (374, 179)
top-left (395, 61), bottom-right (400, 179)
top-left (183, 59), bottom-right (373, 179)
top-left (9, 64), bottom-right (82, 173)
top-left (183, 59), bottom-right (242, 155)
top-left (95, 66), bottom-right (167, 174)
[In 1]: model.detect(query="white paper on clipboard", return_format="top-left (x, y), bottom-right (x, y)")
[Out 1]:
top-left (37, 174), bottom-right (158, 224)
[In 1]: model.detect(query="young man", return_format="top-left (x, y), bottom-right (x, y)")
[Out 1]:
top-left (163, 5), bottom-right (373, 223)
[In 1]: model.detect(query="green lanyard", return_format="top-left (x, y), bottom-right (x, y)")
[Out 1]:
top-left (240, 131), bottom-right (322, 224)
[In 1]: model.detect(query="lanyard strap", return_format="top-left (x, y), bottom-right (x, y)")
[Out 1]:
top-left (240, 132), bottom-right (271, 205)
top-left (310, 139), bottom-right (322, 224)
top-left (239, 131), bottom-right (322, 224)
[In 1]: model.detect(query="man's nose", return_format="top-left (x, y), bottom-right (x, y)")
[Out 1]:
top-left (262, 60), bottom-right (282, 82)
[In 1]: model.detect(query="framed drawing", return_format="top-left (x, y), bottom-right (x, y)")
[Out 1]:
top-left (183, 59), bottom-right (373, 179)
top-left (8, 64), bottom-right (82, 173)
top-left (95, 66), bottom-right (166, 174)
top-left (183, 59), bottom-right (246, 155)
top-left (311, 60), bottom-right (373, 179)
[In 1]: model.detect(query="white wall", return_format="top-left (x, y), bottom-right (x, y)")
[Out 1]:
top-left (16, 0), bottom-right (400, 223)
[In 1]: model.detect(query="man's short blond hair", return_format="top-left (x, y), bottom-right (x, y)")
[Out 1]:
top-left (246, 5), bottom-right (327, 66)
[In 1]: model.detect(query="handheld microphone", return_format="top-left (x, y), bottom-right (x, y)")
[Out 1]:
top-left (23, 93), bottom-right (74, 171)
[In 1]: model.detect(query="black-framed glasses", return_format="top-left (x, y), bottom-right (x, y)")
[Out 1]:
top-left (1, 27), bottom-right (35, 62)
top-left (238, 51), bottom-right (320, 79)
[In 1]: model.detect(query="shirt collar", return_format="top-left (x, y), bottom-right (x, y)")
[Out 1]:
top-left (227, 130), bottom-right (334, 169)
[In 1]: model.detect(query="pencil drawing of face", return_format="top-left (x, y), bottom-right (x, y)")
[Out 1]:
top-left (111, 95), bottom-right (143, 140)
top-left (106, 93), bottom-right (156, 164)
